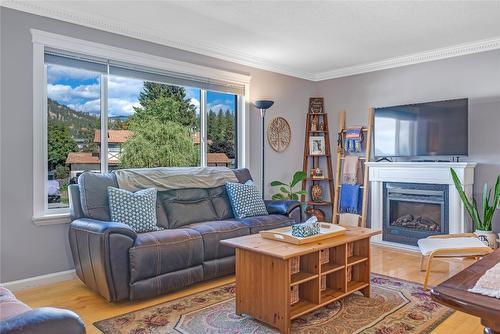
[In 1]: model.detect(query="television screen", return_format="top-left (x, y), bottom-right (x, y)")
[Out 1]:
top-left (374, 98), bottom-right (468, 157)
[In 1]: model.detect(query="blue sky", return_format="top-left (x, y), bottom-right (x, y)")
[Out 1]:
top-left (47, 64), bottom-right (236, 118)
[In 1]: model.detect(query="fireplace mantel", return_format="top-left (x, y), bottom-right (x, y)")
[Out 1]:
top-left (366, 162), bottom-right (476, 251)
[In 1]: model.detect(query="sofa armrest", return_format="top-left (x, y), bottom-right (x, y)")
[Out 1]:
top-left (69, 218), bottom-right (137, 302)
top-left (0, 307), bottom-right (85, 334)
top-left (265, 200), bottom-right (302, 224)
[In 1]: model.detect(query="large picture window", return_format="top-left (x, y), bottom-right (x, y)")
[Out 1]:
top-left (43, 51), bottom-right (242, 212)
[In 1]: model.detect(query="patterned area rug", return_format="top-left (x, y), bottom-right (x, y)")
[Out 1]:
top-left (94, 274), bottom-right (453, 334)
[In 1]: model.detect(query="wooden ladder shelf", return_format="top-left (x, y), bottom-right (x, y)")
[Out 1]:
top-left (332, 109), bottom-right (374, 227)
top-left (301, 98), bottom-right (335, 220)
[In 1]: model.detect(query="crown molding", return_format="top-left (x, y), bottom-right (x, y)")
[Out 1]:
top-left (1, 1), bottom-right (315, 80)
top-left (2, 1), bottom-right (500, 82)
top-left (313, 37), bottom-right (500, 81)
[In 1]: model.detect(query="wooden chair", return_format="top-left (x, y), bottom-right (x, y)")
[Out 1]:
top-left (417, 233), bottom-right (493, 290)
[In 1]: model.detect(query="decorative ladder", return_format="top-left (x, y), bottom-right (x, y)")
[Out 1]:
top-left (332, 109), bottom-right (374, 227)
top-left (300, 97), bottom-right (335, 220)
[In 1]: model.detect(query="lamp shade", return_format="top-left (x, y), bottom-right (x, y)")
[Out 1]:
top-left (253, 100), bottom-right (274, 110)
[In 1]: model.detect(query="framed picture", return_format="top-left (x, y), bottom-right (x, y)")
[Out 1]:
top-left (309, 136), bottom-right (325, 155)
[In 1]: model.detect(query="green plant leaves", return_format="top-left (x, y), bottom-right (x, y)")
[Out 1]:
top-left (280, 187), bottom-right (291, 194)
top-left (450, 168), bottom-right (483, 230)
top-left (290, 171), bottom-right (306, 188)
top-left (272, 193), bottom-right (286, 200)
top-left (270, 180), bottom-right (287, 187)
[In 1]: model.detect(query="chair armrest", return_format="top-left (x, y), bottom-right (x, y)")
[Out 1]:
top-left (69, 219), bottom-right (137, 302)
top-left (70, 218), bottom-right (137, 240)
top-left (428, 233), bottom-right (478, 239)
top-left (264, 200), bottom-right (302, 224)
top-left (0, 307), bottom-right (85, 334)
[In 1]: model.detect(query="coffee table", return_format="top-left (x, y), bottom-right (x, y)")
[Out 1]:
top-left (221, 225), bottom-right (380, 333)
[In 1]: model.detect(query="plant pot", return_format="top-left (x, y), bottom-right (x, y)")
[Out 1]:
top-left (474, 230), bottom-right (497, 249)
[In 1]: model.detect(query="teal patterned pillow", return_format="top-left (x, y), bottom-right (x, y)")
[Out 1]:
top-left (107, 187), bottom-right (161, 233)
top-left (225, 181), bottom-right (268, 219)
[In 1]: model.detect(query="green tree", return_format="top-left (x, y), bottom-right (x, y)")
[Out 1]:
top-left (119, 120), bottom-right (199, 168)
top-left (133, 82), bottom-right (197, 129)
top-left (47, 123), bottom-right (78, 171)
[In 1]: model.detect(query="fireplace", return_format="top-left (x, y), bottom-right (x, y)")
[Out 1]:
top-left (383, 182), bottom-right (449, 246)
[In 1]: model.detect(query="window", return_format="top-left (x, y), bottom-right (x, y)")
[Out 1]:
top-left (40, 49), bottom-right (245, 214)
top-left (32, 30), bottom-right (249, 222)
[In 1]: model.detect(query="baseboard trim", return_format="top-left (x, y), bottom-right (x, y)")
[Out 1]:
top-left (1, 269), bottom-right (77, 291)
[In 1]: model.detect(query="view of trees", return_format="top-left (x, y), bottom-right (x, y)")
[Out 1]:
top-left (207, 108), bottom-right (236, 159)
top-left (47, 123), bottom-right (78, 171)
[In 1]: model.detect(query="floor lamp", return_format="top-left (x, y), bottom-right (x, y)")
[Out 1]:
top-left (253, 100), bottom-right (274, 198)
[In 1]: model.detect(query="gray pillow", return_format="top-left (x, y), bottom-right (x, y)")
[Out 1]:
top-left (108, 187), bottom-right (162, 233)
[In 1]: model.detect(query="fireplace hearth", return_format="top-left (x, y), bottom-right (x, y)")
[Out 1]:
top-left (383, 182), bottom-right (449, 246)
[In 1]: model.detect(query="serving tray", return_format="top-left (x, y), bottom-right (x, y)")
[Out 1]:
top-left (259, 223), bottom-right (346, 245)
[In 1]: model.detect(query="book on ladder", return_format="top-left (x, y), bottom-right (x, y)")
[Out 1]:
top-left (300, 97), bottom-right (335, 222)
top-left (332, 109), bottom-right (374, 227)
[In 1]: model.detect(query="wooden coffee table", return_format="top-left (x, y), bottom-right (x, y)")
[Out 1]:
top-left (221, 225), bottom-right (380, 333)
top-left (431, 249), bottom-right (500, 334)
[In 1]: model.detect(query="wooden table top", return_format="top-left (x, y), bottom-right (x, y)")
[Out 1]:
top-left (431, 249), bottom-right (500, 324)
top-left (221, 225), bottom-right (381, 259)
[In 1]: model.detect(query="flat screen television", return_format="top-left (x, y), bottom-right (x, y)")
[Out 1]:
top-left (374, 98), bottom-right (468, 158)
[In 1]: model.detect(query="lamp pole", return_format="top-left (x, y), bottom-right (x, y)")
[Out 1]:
top-left (253, 100), bottom-right (274, 198)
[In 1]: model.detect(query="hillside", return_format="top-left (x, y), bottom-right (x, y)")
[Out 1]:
top-left (47, 98), bottom-right (100, 138)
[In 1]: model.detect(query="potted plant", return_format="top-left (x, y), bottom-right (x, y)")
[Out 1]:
top-left (270, 171), bottom-right (307, 200)
top-left (451, 168), bottom-right (500, 248)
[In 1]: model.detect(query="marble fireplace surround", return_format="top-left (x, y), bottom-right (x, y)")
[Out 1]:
top-left (366, 162), bottom-right (476, 251)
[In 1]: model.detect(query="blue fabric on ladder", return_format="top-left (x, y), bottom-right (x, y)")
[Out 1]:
top-left (339, 184), bottom-right (362, 214)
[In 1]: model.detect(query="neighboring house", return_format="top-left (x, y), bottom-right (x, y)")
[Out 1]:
top-left (66, 130), bottom-right (231, 176)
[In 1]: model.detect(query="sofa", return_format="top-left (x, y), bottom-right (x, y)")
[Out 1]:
top-left (0, 287), bottom-right (85, 334)
top-left (68, 168), bottom-right (301, 302)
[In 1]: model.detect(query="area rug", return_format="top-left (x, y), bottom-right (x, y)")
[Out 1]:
top-left (94, 274), bottom-right (453, 334)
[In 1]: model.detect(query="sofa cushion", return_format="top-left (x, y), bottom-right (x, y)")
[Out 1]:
top-left (78, 172), bottom-right (118, 221)
top-left (209, 186), bottom-right (233, 220)
top-left (186, 220), bottom-right (249, 260)
top-left (239, 214), bottom-right (294, 234)
top-left (158, 188), bottom-right (218, 229)
top-left (129, 229), bottom-right (203, 283)
top-left (108, 187), bottom-right (161, 233)
top-left (225, 182), bottom-right (268, 219)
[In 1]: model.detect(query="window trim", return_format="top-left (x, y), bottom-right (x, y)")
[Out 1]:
top-left (32, 29), bottom-right (251, 225)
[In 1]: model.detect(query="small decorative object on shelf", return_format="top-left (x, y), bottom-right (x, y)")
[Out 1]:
top-left (311, 184), bottom-right (323, 202)
top-left (305, 207), bottom-right (326, 221)
top-left (319, 121), bottom-right (325, 131)
top-left (290, 285), bottom-right (299, 305)
top-left (320, 249), bottom-right (329, 264)
top-left (290, 256), bottom-right (300, 274)
top-left (321, 274), bottom-right (327, 291)
top-left (311, 116), bottom-right (318, 131)
top-left (267, 117), bottom-right (291, 152)
top-left (291, 216), bottom-right (320, 237)
top-left (309, 136), bottom-right (325, 155)
top-left (309, 97), bottom-right (324, 113)
top-left (313, 167), bottom-right (324, 179)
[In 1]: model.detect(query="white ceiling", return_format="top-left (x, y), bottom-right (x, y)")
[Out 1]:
top-left (3, 1), bottom-right (500, 80)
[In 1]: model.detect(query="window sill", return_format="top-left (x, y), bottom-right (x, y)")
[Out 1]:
top-left (32, 212), bottom-right (71, 226)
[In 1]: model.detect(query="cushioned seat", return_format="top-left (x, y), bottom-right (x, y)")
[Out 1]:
top-left (129, 229), bottom-right (203, 283)
top-left (417, 237), bottom-right (490, 256)
top-left (186, 220), bottom-right (250, 260)
top-left (239, 214), bottom-right (294, 233)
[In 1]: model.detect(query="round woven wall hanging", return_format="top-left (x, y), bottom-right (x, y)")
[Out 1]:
top-left (267, 117), bottom-right (291, 152)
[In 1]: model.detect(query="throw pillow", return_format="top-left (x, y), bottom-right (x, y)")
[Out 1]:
top-left (225, 181), bottom-right (268, 219)
top-left (107, 187), bottom-right (162, 233)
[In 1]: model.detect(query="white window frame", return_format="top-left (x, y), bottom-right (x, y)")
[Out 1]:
top-left (32, 29), bottom-right (251, 225)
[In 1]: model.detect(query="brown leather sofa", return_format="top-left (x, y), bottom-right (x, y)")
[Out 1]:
top-left (0, 287), bottom-right (85, 334)
top-left (68, 168), bottom-right (301, 302)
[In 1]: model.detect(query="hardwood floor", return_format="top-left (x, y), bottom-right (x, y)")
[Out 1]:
top-left (15, 245), bottom-right (483, 334)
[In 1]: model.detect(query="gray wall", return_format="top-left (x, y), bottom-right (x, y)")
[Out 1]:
top-left (316, 49), bottom-right (500, 231)
top-left (1, 7), bottom-right (499, 283)
top-left (0, 8), bottom-right (314, 282)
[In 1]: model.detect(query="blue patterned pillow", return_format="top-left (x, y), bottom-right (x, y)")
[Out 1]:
top-left (225, 181), bottom-right (268, 219)
top-left (107, 187), bottom-right (162, 233)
